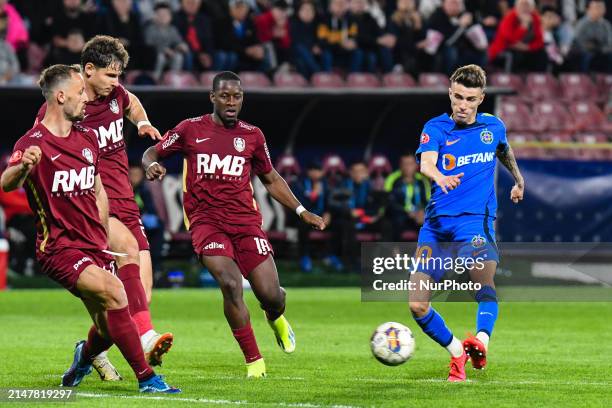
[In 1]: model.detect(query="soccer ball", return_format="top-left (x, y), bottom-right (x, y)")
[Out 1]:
top-left (370, 322), bottom-right (415, 366)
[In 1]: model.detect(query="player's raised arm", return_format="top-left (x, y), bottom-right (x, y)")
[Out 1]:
top-left (94, 174), bottom-right (110, 235)
top-left (258, 169), bottom-right (326, 231)
top-left (125, 91), bottom-right (162, 141)
top-left (496, 143), bottom-right (524, 203)
top-left (420, 151), bottom-right (464, 194)
top-left (142, 146), bottom-right (167, 181)
top-left (0, 146), bottom-right (42, 192)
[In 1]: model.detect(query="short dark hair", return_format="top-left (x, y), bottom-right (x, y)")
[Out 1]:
top-left (38, 64), bottom-right (82, 100)
top-left (212, 71), bottom-right (241, 91)
top-left (450, 64), bottom-right (486, 89)
top-left (81, 35), bottom-right (129, 71)
top-left (154, 1), bottom-right (172, 11)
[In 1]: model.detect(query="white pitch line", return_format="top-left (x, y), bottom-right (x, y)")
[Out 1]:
top-left (353, 377), bottom-right (612, 387)
top-left (196, 375), bottom-right (306, 381)
top-left (77, 392), bottom-right (360, 408)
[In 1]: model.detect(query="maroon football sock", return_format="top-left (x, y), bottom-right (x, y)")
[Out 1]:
top-left (106, 306), bottom-right (154, 380)
top-left (118, 264), bottom-right (153, 335)
top-left (81, 325), bottom-right (113, 362)
top-left (232, 323), bottom-right (262, 363)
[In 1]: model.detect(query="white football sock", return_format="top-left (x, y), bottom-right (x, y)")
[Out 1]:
top-left (446, 336), bottom-right (464, 357)
top-left (95, 350), bottom-right (108, 359)
top-left (476, 331), bottom-right (490, 350)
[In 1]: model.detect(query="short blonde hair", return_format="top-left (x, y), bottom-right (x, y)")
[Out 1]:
top-left (450, 64), bottom-right (486, 89)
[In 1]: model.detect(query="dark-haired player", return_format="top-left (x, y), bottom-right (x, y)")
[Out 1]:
top-left (142, 71), bottom-right (326, 378)
top-left (1, 65), bottom-right (179, 393)
top-left (409, 64), bottom-right (524, 381)
top-left (36, 35), bottom-right (172, 380)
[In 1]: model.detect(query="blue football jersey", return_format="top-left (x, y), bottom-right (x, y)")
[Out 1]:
top-left (416, 113), bottom-right (508, 219)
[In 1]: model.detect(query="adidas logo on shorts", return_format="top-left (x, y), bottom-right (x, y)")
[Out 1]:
top-left (204, 242), bottom-right (225, 250)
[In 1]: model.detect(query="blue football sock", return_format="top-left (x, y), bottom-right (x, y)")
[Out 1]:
top-left (412, 307), bottom-right (454, 347)
top-left (475, 285), bottom-right (498, 337)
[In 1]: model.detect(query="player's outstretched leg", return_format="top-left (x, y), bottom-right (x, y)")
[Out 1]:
top-left (464, 261), bottom-right (499, 370)
top-left (63, 264), bottom-right (180, 393)
top-left (248, 256), bottom-right (295, 354)
top-left (202, 255), bottom-right (265, 378)
top-left (109, 218), bottom-right (173, 367)
top-left (409, 272), bottom-right (467, 382)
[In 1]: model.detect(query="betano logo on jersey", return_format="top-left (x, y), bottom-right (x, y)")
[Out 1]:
top-left (52, 166), bottom-right (96, 192)
top-left (93, 118), bottom-right (124, 148)
top-left (442, 152), bottom-right (495, 171)
top-left (197, 154), bottom-right (245, 176)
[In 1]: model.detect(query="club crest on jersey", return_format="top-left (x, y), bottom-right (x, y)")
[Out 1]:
top-left (480, 129), bottom-right (493, 144)
top-left (420, 133), bottom-right (430, 144)
top-left (109, 98), bottom-right (119, 114)
top-left (233, 137), bottom-right (245, 152)
top-left (82, 148), bottom-right (94, 164)
top-left (471, 234), bottom-right (486, 248)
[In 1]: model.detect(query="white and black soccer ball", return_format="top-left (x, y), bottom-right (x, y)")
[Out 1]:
top-left (370, 322), bottom-right (415, 366)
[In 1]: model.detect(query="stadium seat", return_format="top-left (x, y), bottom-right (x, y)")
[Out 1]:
top-left (275, 154), bottom-right (302, 180)
top-left (124, 70), bottom-right (156, 85)
top-left (539, 132), bottom-right (574, 144)
top-left (575, 132), bottom-right (608, 144)
top-left (322, 154), bottom-right (346, 187)
top-left (382, 72), bottom-right (416, 88)
top-left (273, 72), bottom-right (308, 88)
top-left (161, 71), bottom-right (200, 88)
top-left (524, 73), bottom-right (559, 101)
top-left (346, 73), bottom-right (381, 88)
top-left (490, 73), bottom-right (524, 93)
top-left (418, 73), bottom-right (449, 88)
top-left (507, 132), bottom-right (538, 144)
top-left (367, 154), bottom-right (392, 191)
top-left (199, 72), bottom-right (219, 89)
top-left (559, 73), bottom-right (597, 101)
top-left (499, 99), bottom-right (533, 132)
top-left (595, 74), bottom-right (612, 102)
top-left (531, 101), bottom-right (572, 132)
top-left (238, 71), bottom-right (272, 89)
top-left (569, 102), bottom-right (605, 132)
top-left (311, 72), bottom-right (345, 88)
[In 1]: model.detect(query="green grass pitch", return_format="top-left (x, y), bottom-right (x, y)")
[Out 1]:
top-left (0, 288), bottom-right (611, 407)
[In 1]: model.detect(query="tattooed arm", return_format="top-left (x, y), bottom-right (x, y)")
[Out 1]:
top-left (496, 144), bottom-right (524, 203)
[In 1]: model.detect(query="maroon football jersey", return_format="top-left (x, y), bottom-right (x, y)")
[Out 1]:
top-left (155, 114), bottom-right (273, 228)
top-left (8, 122), bottom-right (108, 255)
top-left (36, 84), bottom-right (133, 199)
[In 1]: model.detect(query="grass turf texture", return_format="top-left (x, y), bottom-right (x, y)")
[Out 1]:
top-left (0, 289), bottom-right (611, 407)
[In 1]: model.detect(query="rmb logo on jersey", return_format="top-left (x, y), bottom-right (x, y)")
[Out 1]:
top-left (420, 133), bottom-right (430, 144)
top-left (94, 118), bottom-right (124, 149)
top-left (109, 98), bottom-right (119, 114)
top-left (480, 129), bottom-right (493, 144)
top-left (471, 234), bottom-right (486, 248)
top-left (197, 154), bottom-right (246, 177)
top-left (233, 137), bottom-right (245, 152)
top-left (52, 166), bottom-right (96, 193)
top-left (82, 148), bottom-right (94, 164)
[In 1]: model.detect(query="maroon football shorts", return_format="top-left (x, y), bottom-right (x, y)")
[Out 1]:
top-left (190, 220), bottom-right (274, 278)
top-left (38, 248), bottom-right (116, 297)
top-left (108, 197), bottom-right (150, 251)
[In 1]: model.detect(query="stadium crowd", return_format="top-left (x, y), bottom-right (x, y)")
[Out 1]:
top-left (0, 0), bottom-right (611, 84)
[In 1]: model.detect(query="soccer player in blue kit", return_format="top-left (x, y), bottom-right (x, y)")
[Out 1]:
top-left (409, 65), bottom-right (524, 382)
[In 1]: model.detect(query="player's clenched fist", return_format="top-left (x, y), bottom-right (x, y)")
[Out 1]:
top-left (510, 182), bottom-right (524, 203)
top-left (300, 211), bottom-right (326, 231)
top-left (22, 146), bottom-right (42, 170)
top-left (139, 124), bottom-right (163, 141)
top-left (145, 162), bottom-right (167, 181)
top-left (435, 172), bottom-right (464, 194)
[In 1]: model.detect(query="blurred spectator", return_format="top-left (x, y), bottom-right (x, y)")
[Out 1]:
top-left (488, 0), bottom-right (547, 72)
top-left (174, 0), bottom-right (214, 71)
top-left (425, 0), bottom-right (488, 75)
top-left (384, 154), bottom-right (429, 241)
top-left (570, 0), bottom-right (612, 73)
top-left (98, 0), bottom-right (155, 70)
top-left (419, 0), bottom-right (441, 20)
top-left (540, 6), bottom-right (564, 69)
top-left (145, 2), bottom-right (189, 80)
top-left (0, 0), bottom-right (28, 53)
top-left (214, 0), bottom-right (266, 72)
top-left (291, 160), bottom-right (335, 272)
top-left (0, 10), bottom-right (19, 84)
top-left (290, 0), bottom-right (322, 79)
top-left (317, 0), bottom-right (362, 72)
top-left (134, 0), bottom-right (180, 23)
top-left (329, 161), bottom-right (390, 270)
top-left (255, 0), bottom-right (291, 71)
top-left (465, 0), bottom-right (503, 42)
top-left (350, 0), bottom-right (394, 72)
top-left (46, 28), bottom-right (85, 65)
top-left (387, 0), bottom-right (425, 75)
top-left (48, 0), bottom-right (96, 52)
top-left (129, 164), bottom-right (165, 275)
